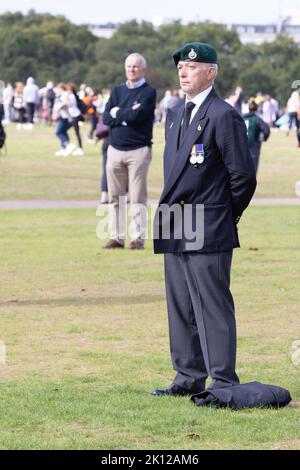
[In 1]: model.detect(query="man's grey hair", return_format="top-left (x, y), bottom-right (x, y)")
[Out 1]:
top-left (204, 63), bottom-right (218, 83)
top-left (125, 53), bottom-right (147, 69)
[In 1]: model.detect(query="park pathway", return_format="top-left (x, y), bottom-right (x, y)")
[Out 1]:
top-left (0, 198), bottom-right (299, 210)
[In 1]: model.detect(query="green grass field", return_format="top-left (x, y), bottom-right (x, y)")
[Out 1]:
top-left (0, 123), bottom-right (299, 449)
top-left (0, 123), bottom-right (300, 200)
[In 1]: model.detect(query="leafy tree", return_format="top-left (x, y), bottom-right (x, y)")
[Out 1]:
top-left (0, 10), bottom-right (97, 85)
top-left (1, 11), bottom-right (300, 106)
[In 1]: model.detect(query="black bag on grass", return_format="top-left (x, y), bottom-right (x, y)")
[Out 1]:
top-left (190, 381), bottom-right (291, 410)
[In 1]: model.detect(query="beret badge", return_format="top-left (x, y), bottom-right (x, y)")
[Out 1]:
top-left (188, 48), bottom-right (197, 60)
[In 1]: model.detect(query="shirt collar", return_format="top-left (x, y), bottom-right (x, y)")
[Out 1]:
top-left (185, 85), bottom-right (213, 108)
top-left (126, 77), bottom-right (146, 89)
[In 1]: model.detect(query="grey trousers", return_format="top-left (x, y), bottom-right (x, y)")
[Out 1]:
top-left (164, 251), bottom-right (239, 392)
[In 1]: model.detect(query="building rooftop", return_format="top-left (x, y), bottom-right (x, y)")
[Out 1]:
top-left (87, 16), bottom-right (300, 44)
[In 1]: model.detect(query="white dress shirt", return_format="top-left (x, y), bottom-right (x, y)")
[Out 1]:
top-left (185, 85), bottom-right (213, 124)
top-left (126, 77), bottom-right (146, 89)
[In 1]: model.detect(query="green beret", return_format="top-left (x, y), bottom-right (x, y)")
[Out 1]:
top-left (173, 42), bottom-right (218, 66)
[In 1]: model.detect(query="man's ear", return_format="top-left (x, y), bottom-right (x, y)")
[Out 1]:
top-left (208, 67), bottom-right (216, 82)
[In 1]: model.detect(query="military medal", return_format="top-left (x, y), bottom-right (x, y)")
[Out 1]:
top-left (190, 143), bottom-right (205, 165)
top-left (190, 154), bottom-right (197, 164)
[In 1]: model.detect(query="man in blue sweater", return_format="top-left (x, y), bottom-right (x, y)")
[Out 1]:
top-left (103, 53), bottom-right (156, 249)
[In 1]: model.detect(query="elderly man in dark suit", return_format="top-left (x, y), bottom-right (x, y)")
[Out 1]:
top-left (152, 42), bottom-right (257, 396)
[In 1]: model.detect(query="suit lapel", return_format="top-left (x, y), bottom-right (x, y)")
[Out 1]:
top-left (167, 103), bottom-right (185, 155)
top-left (160, 89), bottom-right (216, 203)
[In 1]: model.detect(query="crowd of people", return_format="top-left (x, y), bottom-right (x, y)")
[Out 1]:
top-left (226, 85), bottom-right (300, 140)
top-left (0, 78), bottom-right (111, 157)
top-left (0, 73), bottom-right (299, 192)
top-left (224, 86), bottom-right (300, 170)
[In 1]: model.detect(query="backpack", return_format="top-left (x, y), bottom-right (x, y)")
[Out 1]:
top-left (0, 124), bottom-right (6, 149)
top-left (46, 88), bottom-right (56, 105)
top-left (244, 114), bottom-right (258, 146)
top-left (75, 93), bottom-right (88, 114)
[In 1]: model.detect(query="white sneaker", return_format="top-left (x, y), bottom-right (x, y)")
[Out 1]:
top-left (16, 123), bottom-right (22, 130)
top-left (72, 148), bottom-right (84, 156)
top-left (64, 143), bottom-right (77, 156)
top-left (55, 148), bottom-right (67, 157)
top-left (100, 192), bottom-right (109, 204)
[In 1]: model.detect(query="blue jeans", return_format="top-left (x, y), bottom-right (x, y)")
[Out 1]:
top-left (56, 118), bottom-right (70, 148)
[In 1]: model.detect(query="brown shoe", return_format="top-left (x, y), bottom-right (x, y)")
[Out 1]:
top-left (103, 239), bottom-right (124, 249)
top-left (128, 239), bottom-right (144, 250)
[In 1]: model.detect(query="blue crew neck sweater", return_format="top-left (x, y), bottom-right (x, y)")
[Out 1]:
top-left (103, 82), bottom-right (156, 151)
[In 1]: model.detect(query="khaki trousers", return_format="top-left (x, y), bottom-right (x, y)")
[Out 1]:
top-left (106, 145), bottom-right (151, 243)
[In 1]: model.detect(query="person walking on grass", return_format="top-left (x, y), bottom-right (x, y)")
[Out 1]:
top-left (54, 83), bottom-right (76, 157)
top-left (66, 83), bottom-right (84, 157)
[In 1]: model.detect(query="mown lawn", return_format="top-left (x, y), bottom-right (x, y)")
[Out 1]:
top-left (0, 206), bottom-right (299, 449)
top-left (0, 123), bottom-right (299, 200)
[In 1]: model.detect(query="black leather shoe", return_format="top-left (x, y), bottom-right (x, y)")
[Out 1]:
top-left (151, 384), bottom-right (192, 397)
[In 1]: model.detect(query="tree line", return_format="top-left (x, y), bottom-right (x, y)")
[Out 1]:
top-left (0, 10), bottom-right (299, 104)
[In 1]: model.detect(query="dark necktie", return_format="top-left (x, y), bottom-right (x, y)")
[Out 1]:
top-left (179, 101), bottom-right (196, 147)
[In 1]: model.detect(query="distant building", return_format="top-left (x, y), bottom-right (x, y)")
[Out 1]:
top-left (151, 15), bottom-right (175, 28)
top-left (226, 15), bottom-right (300, 44)
top-left (227, 23), bottom-right (278, 44)
top-left (88, 12), bottom-right (300, 44)
top-left (87, 16), bottom-right (173, 38)
top-left (88, 23), bottom-right (118, 39)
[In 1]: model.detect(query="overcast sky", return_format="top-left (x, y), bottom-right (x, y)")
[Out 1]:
top-left (0, 0), bottom-right (299, 25)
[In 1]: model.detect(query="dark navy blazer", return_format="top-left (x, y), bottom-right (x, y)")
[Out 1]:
top-left (153, 89), bottom-right (257, 254)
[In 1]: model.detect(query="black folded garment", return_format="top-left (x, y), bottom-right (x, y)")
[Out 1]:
top-left (190, 381), bottom-right (292, 409)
